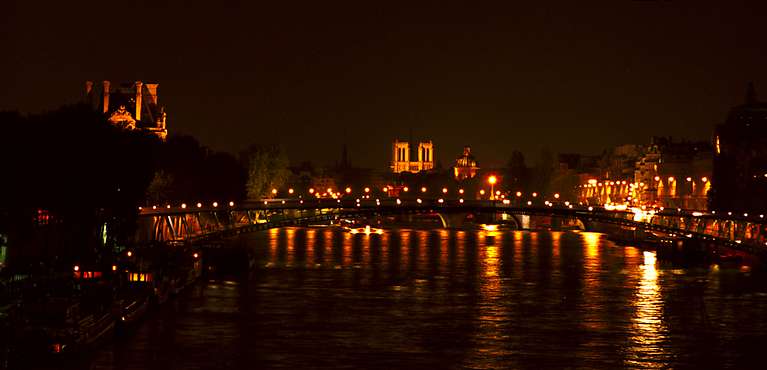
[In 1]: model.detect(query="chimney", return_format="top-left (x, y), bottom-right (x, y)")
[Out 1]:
top-left (102, 80), bottom-right (111, 113)
top-left (135, 81), bottom-right (143, 121)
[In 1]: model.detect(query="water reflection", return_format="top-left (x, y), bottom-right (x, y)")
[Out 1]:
top-left (82, 228), bottom-right (767, 370)
top-left (626, 250), bottom-right (668, 367)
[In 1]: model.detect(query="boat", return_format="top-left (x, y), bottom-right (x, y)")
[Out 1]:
top-left (114, 289), bottom-right (150, 331)
top-left (16, 299), bottom-right (115, 357)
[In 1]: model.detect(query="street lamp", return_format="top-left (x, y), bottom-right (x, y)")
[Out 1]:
top-left (488, 176), bottom-right (497, 200)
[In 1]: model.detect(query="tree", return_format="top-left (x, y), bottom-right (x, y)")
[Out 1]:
top-left (146, 170), bottom-right (174, 204)
top-left (242, 144), bottom-right (290, 199)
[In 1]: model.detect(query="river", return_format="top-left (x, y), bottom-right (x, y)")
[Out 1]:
top-left (80, 228), bottom-right (767, 369)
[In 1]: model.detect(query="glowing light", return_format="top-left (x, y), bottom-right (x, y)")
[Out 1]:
top-left (516, 191), bottom-right (522, 197)
top-left (196, 202), bottom-right (202, 208)
top-left (480, 190), bottom-right (486, 195)
top-left (229, 201), bottom-right (235, 207)
top-left (396, 199), bottom-right (402, 205)
top-left (271, 188), bottom-right (277, 195)
top-left (503, 199), bottom-right (510, 204)
top-left (482, 224), bottom-right (498, 231)
top-left (442, 187), bottom-right (448, 193)
top-left (668, 177), bottom-right (674, 182)
top-left (488, 175), bottom-right (497, 185)
top-left (309, 188), bottom-right (315, 194)
top-left (692, 212), bottom-right (704, 216)
top-left (212, 202), bottom-right (218, 207)
top-left (327, 188), bottom-right (332, 193)
top-left (643, 250), bottom-right (656, 265)
top-left (403, 187), bottom-right (409, 192)
top-left (421, 186), bottom-right (427, 193)
top-left (345, 187), bottom-right (352, 194)
top-left (181, 203), bottom-right (187, 209)
top-left (495, 190), bottom-right (500, 195)
top-left (417, 198), bottom-right (422, 204)
top-left (193, 252), bottom-right (199, 259)
top-left (532, 192), bottom-right (538, 197)
top-left (654, 176), bottom-right (660, 181)
top-left (138, 206), bottom-right (142, 210)
top-left (686, 177), bottom-right (692, 182)
top-left (112, 265), bottom-right (117, 271)
top-left (167, 205), bottom-right (171, 209)
top-left (152, 205), bottom-right (157, 210)
top-left (588, 206), bottom-right (594, 211)
top-left (288, 188), bottom-right (294, 194)
top-left (382, 187), bottom-right (389, 192)
top-left (364, 187), bottom-right (370, 193)
top-left (701, 177), bottom-right (708, 182)
top-left (73, 265), bottom-right (80, 272)
top-left (554, 193), bottom-right (560, 199)
top-left (527, 201), bottom-right (532, 205)
top-left (126, 251), bottom-right (133, 257)
top-left (459, 198), bottom-right (464, 203)
top-left (438, 198), bottom-right (444, 203)
top-left (459, 189), bottom-right (465, 194)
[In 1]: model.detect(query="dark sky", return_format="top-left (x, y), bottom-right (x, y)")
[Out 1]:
top-left (2, 1), bottom-right (766, 168)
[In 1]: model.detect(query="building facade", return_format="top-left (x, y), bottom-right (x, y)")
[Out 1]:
top-left (710, 83), bottom-right (767, 213)
top-left (453, 146), bottom-right (479, 180)
top-left (576, 138), bottom-right (712, 210)
top-left (85, 80), bottom-right (168, 140)
top-left (391, 139), bottom-right (434, 173)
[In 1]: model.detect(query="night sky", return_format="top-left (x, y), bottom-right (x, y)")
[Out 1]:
top-left (2, 1), bottom-right (766, 168)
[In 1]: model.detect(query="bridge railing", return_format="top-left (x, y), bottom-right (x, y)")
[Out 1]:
top-left (136, 199), bottom-right (767, 254)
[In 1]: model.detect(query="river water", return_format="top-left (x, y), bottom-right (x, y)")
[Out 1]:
top-left (83, 228), bottom-right (767, 369)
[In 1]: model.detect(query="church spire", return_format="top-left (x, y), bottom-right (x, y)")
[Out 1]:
top-left (746, 81), bottom-right (758, 104)
top-left (340, 144), bottom-right (351, 169)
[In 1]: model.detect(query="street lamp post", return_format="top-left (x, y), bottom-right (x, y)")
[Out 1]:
top-left (488, 175), bottom-right (497, 200)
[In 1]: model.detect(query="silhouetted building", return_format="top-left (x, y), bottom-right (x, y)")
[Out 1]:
top-left (84, 80), bottom-right (168, 140)
top-left (711, 83), bottom-right (767, 212)
top-left (391, 139), bottom-right (434, 173)
top-left (453, 146), bottom-right (479, 180)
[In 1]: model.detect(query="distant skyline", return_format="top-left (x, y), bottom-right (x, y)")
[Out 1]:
top-left (2, 1), bottom-right (766, 168)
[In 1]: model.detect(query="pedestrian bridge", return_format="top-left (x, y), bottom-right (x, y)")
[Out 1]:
top-left (136, 199), bottom-right (767, 257)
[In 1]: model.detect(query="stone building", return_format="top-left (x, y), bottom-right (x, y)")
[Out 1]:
top-left (391, 139), bottom-right (434, 173)
top-left (634, 137), bottom-right (712, 210)
top-left (576, 139), bottom-right (711, 209)
top-left (84, 80), bottom-right (168, 140)
top-left (453, 146), bottom-right (479, 180)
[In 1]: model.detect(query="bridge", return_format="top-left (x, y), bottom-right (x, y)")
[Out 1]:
top-left (135, 198), bottom-right (767, 257)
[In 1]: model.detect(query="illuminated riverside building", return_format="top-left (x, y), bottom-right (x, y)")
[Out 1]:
top-left (577, 138), bottom-right (712, 210)
top-left (391, 139), bottom-right (434, 173)
top-left (84, 80), bottom-right (168, 140)
top-left (634, 138), bottom-right (711, 210)
top-left (453, 146), bottom-right (479, 180)
top-left (710, 83), bottom-right (767, 213)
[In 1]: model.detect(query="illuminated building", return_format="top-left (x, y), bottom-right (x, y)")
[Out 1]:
top-left (391, 139), bottom-right (434, 173)
top-left (634, 137), bottom-right (711, 210)
top-left (711, 82), bottom-right (767, 212)
top-left (84, 80), bottom-right (168, 140)
top-left (453, 146), bottom-right (479, 180)
top-left (576, 139), bottom-right (711, 209)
